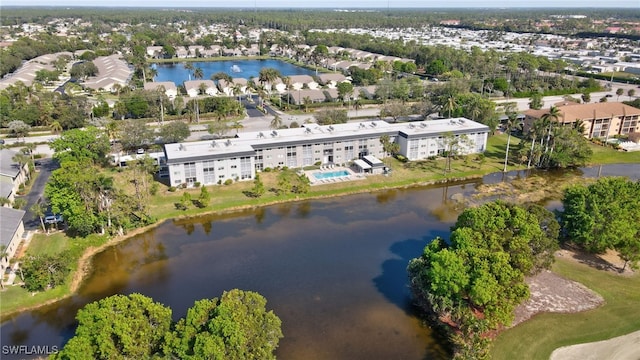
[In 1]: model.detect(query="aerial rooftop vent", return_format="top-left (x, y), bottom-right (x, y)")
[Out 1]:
top-left (305, 127), bottom-right (312, 134)
top-left (258, 132), bottom-right (264, 138)
top-left (271, 130), bottom-right (278, 137)
top-left (371, 122), bottom-right (377, 127)
top-left (408, 123), bottom-right (415, 129)
top-left (328, 125), bottom-right (335, 132)
top-left (179, 144), bottom-right (186, 151)
top-left (359, 123), bottom-right (366, 129)
top-left (420, 123), bottom-right (427, 128)
top-left (225, 139), bottom-right (232, 146)
top-left (458, 119), bottom-right (466, 124)
top-left (211, 141), bottom-right (217, 148)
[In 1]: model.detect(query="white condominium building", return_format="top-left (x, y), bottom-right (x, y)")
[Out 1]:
top-left (164, 118), bottom-right (489, 187)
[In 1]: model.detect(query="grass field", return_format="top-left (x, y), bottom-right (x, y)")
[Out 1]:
top-left (491, 258), bottom-right (640, 360)
top-left (588, 142), bottom-right (640, 164)
top-left (25, 233), bottom-right (69, 256)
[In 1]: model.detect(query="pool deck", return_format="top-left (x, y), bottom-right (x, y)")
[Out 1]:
top-left (304, 166), bottom-right (366, 186)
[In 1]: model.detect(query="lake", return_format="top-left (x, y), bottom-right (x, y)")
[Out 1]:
top-left (1, 164), bottom-right (638, 359)
top-left (152, 59), bottom-right (317, 84)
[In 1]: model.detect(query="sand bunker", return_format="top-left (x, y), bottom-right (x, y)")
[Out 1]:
top-left (549, 330), bottom-right (640, 360)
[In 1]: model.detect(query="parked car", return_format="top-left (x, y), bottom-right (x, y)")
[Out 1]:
top-left (0, 139), bottom-right (5, 145)
top-left (136, 148), bottom-right (145, 154)
top-left (44, 214), bottom-right (64, 224)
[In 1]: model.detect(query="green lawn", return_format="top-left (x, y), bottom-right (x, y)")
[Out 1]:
top-left (491, 258), bottom-right (640, 360)
top-left (588, 142), bottom-right (640, 164)
top-left (26, 233), bottom-right (69, 256)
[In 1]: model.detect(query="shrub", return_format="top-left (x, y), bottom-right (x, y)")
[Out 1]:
top-left (194, 182), bottom-right (201, 188)
top-left (263, 167), bottom-right (272, 172)
top-left (168, 186), bottom-right (177, 192)
top-left (150, 183), bottom-right (159, 195)
top-left (224, 179), bottom-right (233, 185)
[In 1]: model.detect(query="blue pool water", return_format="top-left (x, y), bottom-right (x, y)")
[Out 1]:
top-left (313, 170), bottom-right (350, 180)
top-left (152, 59), bottom-right (316, 84)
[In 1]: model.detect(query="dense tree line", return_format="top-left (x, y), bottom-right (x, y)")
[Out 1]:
top-left (52, 289), bottom-right (283, 360)
top-left (408, 201), bottom-right (559, 359)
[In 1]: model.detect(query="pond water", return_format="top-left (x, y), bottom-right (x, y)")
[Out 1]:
top-left (1, 164), bottom-right (638, 359)
top-left (152, 59), bottom-right (317, 84)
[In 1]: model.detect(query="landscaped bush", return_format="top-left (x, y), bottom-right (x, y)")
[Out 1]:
top-left (224, 179), bottom-right (233, 185)
top-left (168, 186), bottom-right (177, 192)
top-left (194, 182), bottom-right (201, 188)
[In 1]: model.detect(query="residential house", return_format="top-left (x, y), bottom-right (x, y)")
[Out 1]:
top-left (184, 80), bottom-right (217, 97)
top-left (287, 75), bottom-right (318, 91)
top-left (318, 73), bottom-right (348, 88)
top-left (144, 81), bottom-right (178, 99)
top-left (82, 55), bottom-right (133, 92)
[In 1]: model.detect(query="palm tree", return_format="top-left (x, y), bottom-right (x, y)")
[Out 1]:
top-left (50, 121), bottom-right (63, 135)
top-left (353, 99), bottom-right (362, 116)
top-left (282, 76), bottom-right (292, 109)
top-left (193, 67), bottom-right (204, 80)
top-left (258, 68), bottom-right (281, 98)
top-left (30, 202), bottom-right (47, 232)
top-left (303, 96), bottom-right (312, 113)
top-left (230, 121), bottom-right (244, 134)
top-left (503, 105), bottom-right (518, 172)
top-left (540, 106), bottom-right (561, 165)
top-left (270, 116), bottom-right (283, 130)
top-left (445, 96), bottom-right (457, 118)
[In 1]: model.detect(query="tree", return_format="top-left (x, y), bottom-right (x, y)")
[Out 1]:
top-left (30, 202), bottom-right (47, 232)
top-left (118, 119), bottom-right (155, 151)
top-left (313, 109), bottom-right (348, 125)
top-left (8, 120), bottom-right (30, 141)
top-left (194, 67), bottom-right (204, 80)
top-left (581, 92), bottom-right (591, 104)
top-left (616, 88), bottom-right (624, 101)
top-left (380, 101), bottom-right (409, 123)
top-left (503, 103), bottom-right (518, 172)
top-left (52, 293), bottom-right (172, 360)
top-left (337, 82), bottom-right (354, 107)
top-left (180, 191), bottom-right (192, 210)
top-left (270, 115), bottom-right (283, 129)
top-left (628, 89), bottom-right (636, 97)
top-left (50, 127), bottom-right (110, 165)
top-left (197, 186), bottom-right (210, 208)
top-left (11, 152), bottom-right (30, 181)
top-left (249, 174), bottom-right (265, 198)
top-left (207, 121), bottom-right (230, 138)
top-left (379, 134), bottom-right (399, 158)
top-left (527, 92), bottom-right (543, 110)
top-left (230, 121), bottom-right (244, 134)
top-left (408, 201), bottom-right (559, 358)
top-left (50, 121), bottom-right (63, 135)
top-left (164, 289), bottom-right (283, 360)
top-left (159, 121), bottom-right (191, 144)
top-left (561, 177), bottom-right (640, 270)
top-left (22, 252), bottom-right (72, 292)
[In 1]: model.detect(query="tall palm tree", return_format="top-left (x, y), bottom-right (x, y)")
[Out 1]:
top-left (12, 152), bottom-right (30, 181)
top-left (445, 96), bottom-right (457, 118)
top-left (503, 104), bottom-right (518, 172)
top-left (258, 68), bottom-right (281, 98)
top-left (30, 202), bottom-right (47, 232)
top-left (540, 106), bottom-right (561, 165)
top-left (231, 121), bottom-right (244, 134)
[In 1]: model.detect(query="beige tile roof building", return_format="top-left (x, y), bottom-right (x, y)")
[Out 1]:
top-left (524, 102), bottom-right (640, 139)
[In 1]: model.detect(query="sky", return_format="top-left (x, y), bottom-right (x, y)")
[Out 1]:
top-left (2, 0), bottom-right (639, 8)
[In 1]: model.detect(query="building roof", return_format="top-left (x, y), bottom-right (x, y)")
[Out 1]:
top-left (0, 207), bottom-right (25, 248)
top-left (525, 102), bottom-right (640, 123)
top-left (144, 81), bottom-right (177, 92)
top-left (0, 149), bottom-right (20, 178)
top-left (164, 118), bottom-right (489, 164)
top-left (184, 80), bottom-right (215, 92)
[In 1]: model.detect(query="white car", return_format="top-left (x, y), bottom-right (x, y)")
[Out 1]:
top-left (136, 148), bottom-right (145, 154)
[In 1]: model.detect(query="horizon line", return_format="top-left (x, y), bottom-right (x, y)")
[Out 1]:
top-left (2, 5), bottom-right (640, 9)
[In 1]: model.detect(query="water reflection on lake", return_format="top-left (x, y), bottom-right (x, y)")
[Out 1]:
top-left (1, 164), bottom-right (638, 359)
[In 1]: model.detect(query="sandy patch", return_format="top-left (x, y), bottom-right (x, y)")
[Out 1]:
top-left (512, 270), bottom-right (604, 327)
top-left (549, 330), bottom-right (640, 360)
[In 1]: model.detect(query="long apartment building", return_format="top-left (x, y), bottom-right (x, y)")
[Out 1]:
top-left (524, 102), bottom-right (640, 139)
top-left (163, 118), bottom-right (489, 187)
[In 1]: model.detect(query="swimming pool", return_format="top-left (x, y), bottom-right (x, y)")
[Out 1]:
top-left (313, 170), bottom-right (350, 180)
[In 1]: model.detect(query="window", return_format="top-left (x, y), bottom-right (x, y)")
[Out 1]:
top-left (183, 162), bottom-right (196, 184)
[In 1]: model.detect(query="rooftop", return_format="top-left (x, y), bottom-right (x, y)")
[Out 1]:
top-left (0, 207), bottom-right (25, 247)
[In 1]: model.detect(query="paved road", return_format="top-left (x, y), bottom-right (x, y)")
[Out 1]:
top-left (21, 158), bottom-right (59, 230)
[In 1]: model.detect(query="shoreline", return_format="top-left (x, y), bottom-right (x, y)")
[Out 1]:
top-left (0, 174), bottom-right (482, 320)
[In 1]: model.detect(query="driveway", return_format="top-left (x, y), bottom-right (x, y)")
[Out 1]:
top-left (22, 158), bottom-right (59, 230)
